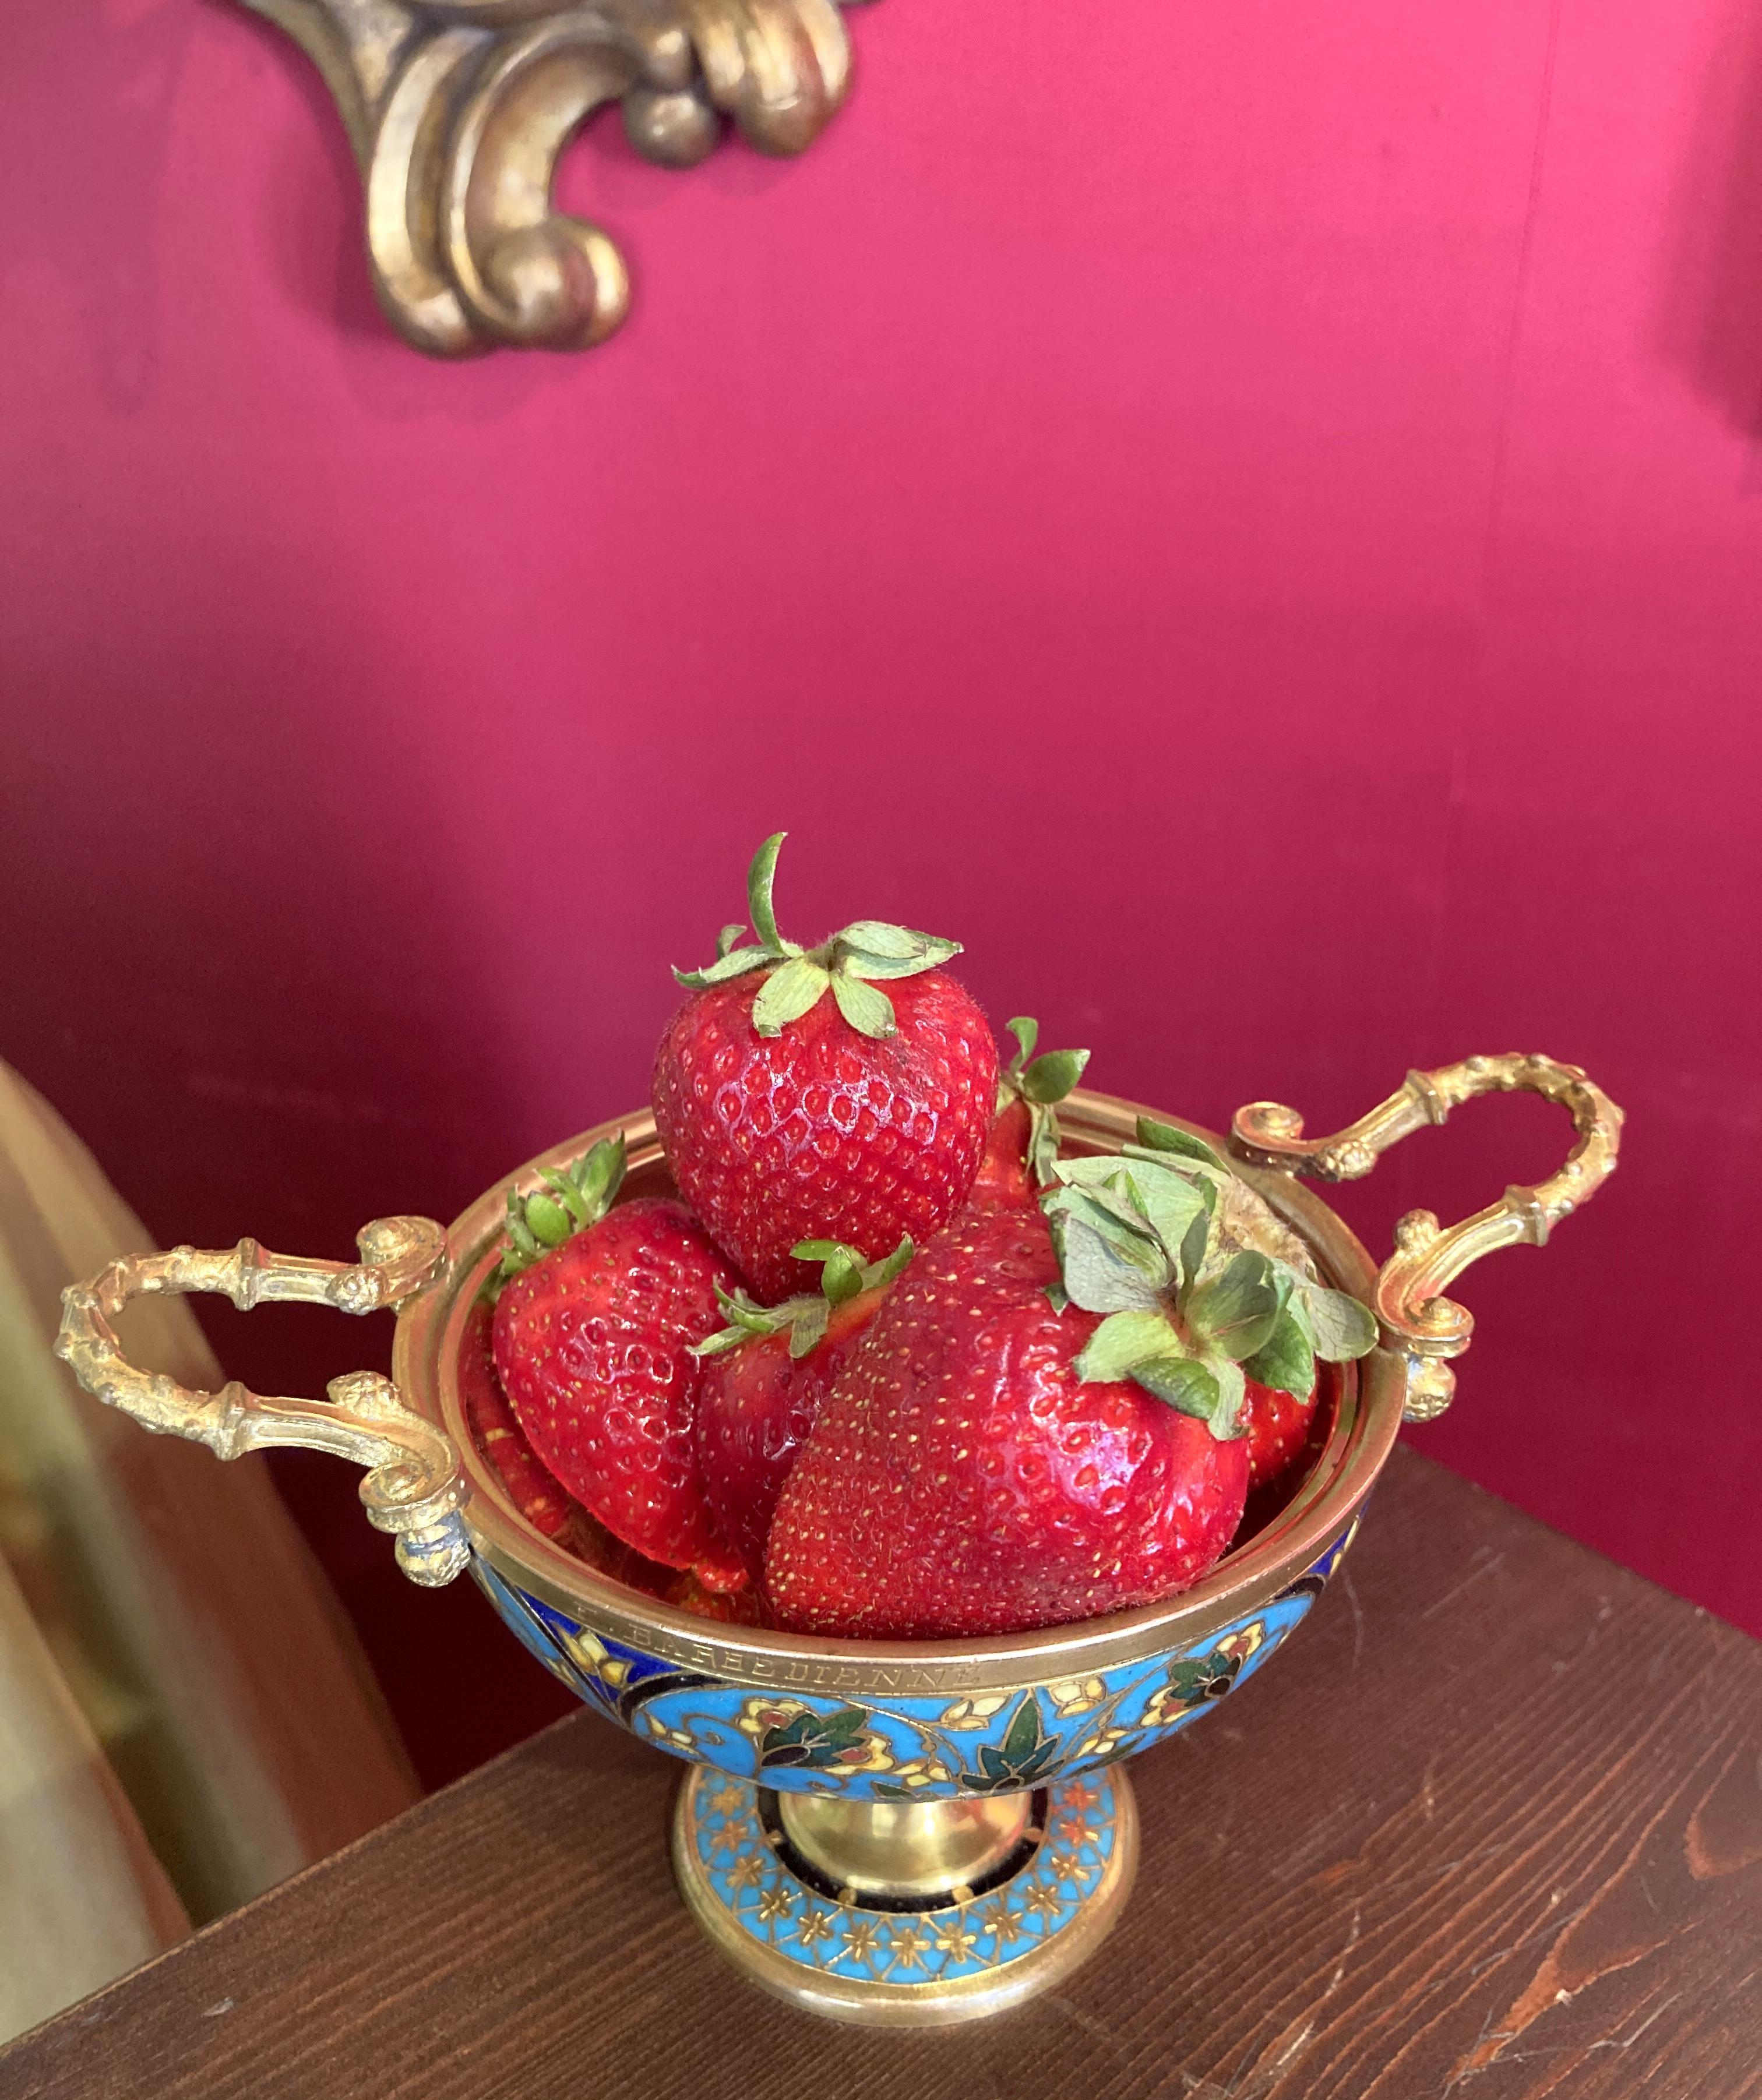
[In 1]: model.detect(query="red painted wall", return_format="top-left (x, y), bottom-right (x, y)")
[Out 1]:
top-left (5, 0), bottom-right (1759, 1785)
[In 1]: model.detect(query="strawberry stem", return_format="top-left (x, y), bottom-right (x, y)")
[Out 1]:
top-left (494, 1135), bottom-right (627, 1288)
top-left (998, 1015), bottom-right (1091, 1186)
top-left (692, 1237), bottom-right (914, 1361)
top-left (672, 837), bottom-right (964, 1043)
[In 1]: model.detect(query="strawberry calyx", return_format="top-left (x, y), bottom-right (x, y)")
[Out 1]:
top-left (996, 1016), bottom-right (1091, 1187)
top-left (1040, 1116), bottom-right (1376, 1440)
top-left (672, 833), bottom-right (962, 1042)
top-left (494, 1134), bottom-right (627, 1287)
top-left (692, 1235), bottom-right (914, 1363)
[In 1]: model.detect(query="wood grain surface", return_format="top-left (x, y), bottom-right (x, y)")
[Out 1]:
top-left (4, 1448), bottom-right (1758, 2100)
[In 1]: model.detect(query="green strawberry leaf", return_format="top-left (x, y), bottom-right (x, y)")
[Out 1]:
top-left (1006, 1015), bottom-right (1039, 1070)
top-left (820, 1245), bottom-right (867, 1304)
top-left (752, 956), bottom-right (831, 1036)
top-left (1178, 1202), bottom-right (1214, 1293)
top-left (575, 1135), bottom-right (626, 1215)
top-left (746, 832), bottom-right (788, 952)
top-left (830, 970), bottom-right (897, 1038)
top-left (868, 1236), bottom-right (915, 1289)
top-left (1294, 1280), bottom-right (1379, 1360)
top-left (1185, 1251), bottom-right (1281, 1361)
top-left (1045, 1281), bottom-right (1070, 1314)
top-left (834, 929), bottom-right (961, 980)
top-left (1132, 1118), bottom-right (1232, 1176)
top-left (671, 944), bottom-right (776, 990)
top-left (716, 922), bottom-right (746, 959)
top-left (1119, 1159), bottom-right (1212, 1265)
top-left (1020, 1047), bottom-right (1090, 1104)
top-left (689, 1327), bottom-right (750, 1358)
top-left (1047, 1210), bottom-right (1169, 1315)
top-left (1074, 1310), bottom-right (1180, 1383)
top-left (503, 1199), bottom-right (542, 1266)
top-left (538, 1166), bottom-right (597, 1232)
top-left (523, 1193), bottom-right (572, 1248)
top-left (1242, 1304), bottom-right (1317, 1399)
top-left (1027, 1102), bottom-right (1063, 1188)
top-left (1130, 1351), bottom-right (1220, 1418)
top-left (831, 919), bottom-right (925, 959)
top-left (787, 1299), bottom-right (831, 1360)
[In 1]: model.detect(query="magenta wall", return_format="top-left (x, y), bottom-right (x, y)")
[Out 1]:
top-left (5, 0), bottom-right (1760, 1784)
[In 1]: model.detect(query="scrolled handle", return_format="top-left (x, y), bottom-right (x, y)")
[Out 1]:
top-left (54, 1217), bottom-right (471, 1586)
top-left (1230, 1054), bottom-right (1622, 1422)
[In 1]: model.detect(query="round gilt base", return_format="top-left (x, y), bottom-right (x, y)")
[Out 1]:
top-left (672, 1765), bottom-right (1139, 2025)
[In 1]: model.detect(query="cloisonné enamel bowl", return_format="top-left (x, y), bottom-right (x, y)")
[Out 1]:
top-left (56, 1058), bottom-right (1619, 2024)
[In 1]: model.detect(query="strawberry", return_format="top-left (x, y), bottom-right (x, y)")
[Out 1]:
top-left (767, 1123), bottom-right (1379, 1640)
top-left (691, 1237), bottom-right (913, 1581)
top-left (969, 1016), bottom-right (1090, 1208)
top-left (765, 1205), bottom-right (1252, 1639)
top-left (653, 834), bottom-right (999, 1300)
top-left (1242, 1372), bottom-right (1321, 1491)
top-left (459, 1298), bottom-right (579, 1541)
top-left (490, 1136), bottom-right (747, 1586)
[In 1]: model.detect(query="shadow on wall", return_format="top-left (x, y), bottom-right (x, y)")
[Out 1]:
top-left (1659, 0), bottom-right (1762, 439)
top-left (1, 525), bottom-right (581, 1787)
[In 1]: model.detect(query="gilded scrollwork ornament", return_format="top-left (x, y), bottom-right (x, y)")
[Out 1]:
top-left (242, 0), bottom-right (868, 355)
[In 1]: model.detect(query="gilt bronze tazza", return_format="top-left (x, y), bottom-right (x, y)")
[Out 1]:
top-left (57, 1057), bottom-right (1619, 2023)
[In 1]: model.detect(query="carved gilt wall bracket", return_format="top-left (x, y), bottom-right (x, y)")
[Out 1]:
top-left (244, 0), bottom-right (867, 355)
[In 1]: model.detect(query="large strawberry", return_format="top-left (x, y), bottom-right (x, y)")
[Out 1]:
top-left (968, 1015), bottom-right (1090, 1209)
top-left (765, 1205), bottom-right (1252, 1639)
top-left (691, 1236), bottom-right (912, 1582)
top-left (653, 834), bottom-right (999, 1301)
top-left (766, 1124), bottom-right (1379, 1639)
top-left (491, 1136), bottom-right (746, 1586)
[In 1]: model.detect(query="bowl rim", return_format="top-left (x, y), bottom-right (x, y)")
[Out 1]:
top-left (394, 1089), bottom-right (1404, 1696)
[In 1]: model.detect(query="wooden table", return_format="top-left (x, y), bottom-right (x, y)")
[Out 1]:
top-left (5, 1449), bottom-right (1759, 2100)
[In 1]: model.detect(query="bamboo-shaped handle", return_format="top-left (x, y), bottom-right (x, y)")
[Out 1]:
top-left (1231, 1054), bottom-right (1622, 1421)
top-left (55, 1217), bottom-right (470, 1585)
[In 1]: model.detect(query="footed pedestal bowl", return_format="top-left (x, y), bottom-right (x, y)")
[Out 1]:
top-left (56, 1056), bottom-right (1619, 2025)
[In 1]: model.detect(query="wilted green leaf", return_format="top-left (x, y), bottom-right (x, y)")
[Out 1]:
top-left (1295, 1280), bottom-right (1379, 1360)
top-left (1020, 1047), bottom-right (1090, 1104)
top-left (1131, 1351), bottom-right (1219, 1419)
top-left (1185, 1251), bottom-right (1281, 1361)
top-left (1243, 1305), bottom-right (1317, 1399)
top-left (1048, 1211), bottom-right (1169, 1315)
top-left (1132, 1118), bottom-right (1232, 1175)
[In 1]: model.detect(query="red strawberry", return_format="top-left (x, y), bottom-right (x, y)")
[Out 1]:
top-left (662, 1569), bottom-right (770, 1626)
top-left (969, 1016), bottom-right (1090, 1209)
top-left (1242, 1373), bottom-right (1320, 1490)
top-left (692, 1237), bottom-right (912, 1581)
top-left (653, 834), bottom-right (998, 1300)
top-left (490, 1137), bottom-right (746, 1586)
top-left (971, 1097), bottom-right (1035, 1208)
top-left (459, 1299), bottom-right (579, 1541)
top-left (766, 1206), bottom-right (1251, 1638)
